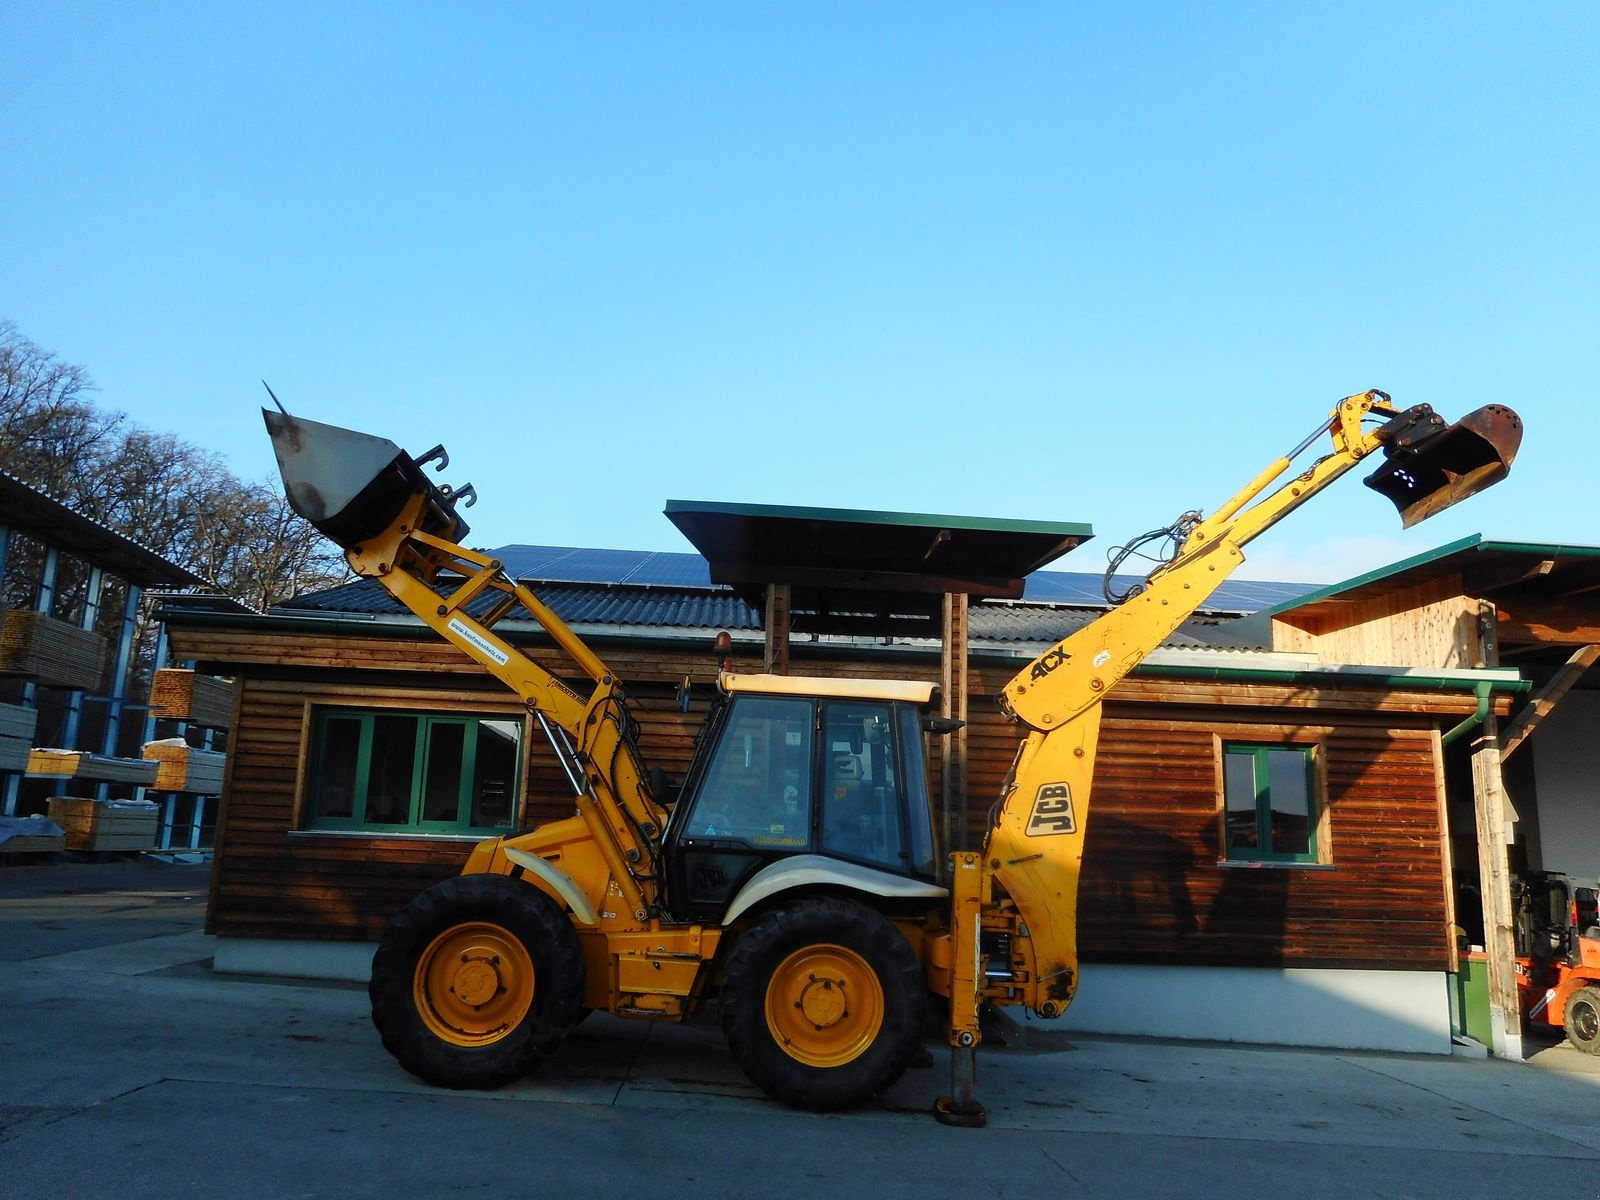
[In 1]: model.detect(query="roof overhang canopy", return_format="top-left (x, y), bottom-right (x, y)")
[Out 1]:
top-left (0, 470), bottom-right (205, 589)
top-left (665, 499), bottom-right (1092, 634)
top-left (1267, 534), bottom-right (1600, 672)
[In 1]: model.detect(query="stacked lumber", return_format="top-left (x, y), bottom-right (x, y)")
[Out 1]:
top-left (27, 748), bottom-right (160, 786)
top-left (142, 738), bottom-right (227, 793)
top-left (0, 611), bottom-right (107, 690)
top-left (0, 815), bottom-right (66, 852)
top-left (149, 669), bottom-right (237, 728)
top-left (47, 796), bottom-right (159, 851)
top-left (0, 703), bottom-right (37, 772)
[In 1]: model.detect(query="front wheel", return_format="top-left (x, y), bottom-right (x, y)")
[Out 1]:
top-left (369, 874), bottom-right (585, 1089)
top-left (720, 896), bottom-right (926, 1111)
top-left (1566, 985), bottom-right (1600, 1055)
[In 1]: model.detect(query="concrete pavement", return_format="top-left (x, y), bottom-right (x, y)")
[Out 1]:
top-left (2, 860), bottom-right (1597, 1198)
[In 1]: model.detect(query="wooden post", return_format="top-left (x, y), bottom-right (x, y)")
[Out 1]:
top-left (1471, 713), bottom-right (1522, 1059)
top-left (762, 583), bottom-right (791, 675)
top-left (1470, 599), bottom-right (1522, 1059)
top-left (940, 592), bottom-right (970, 866)
top-left (1431, 729), bottom-right (1459, 975)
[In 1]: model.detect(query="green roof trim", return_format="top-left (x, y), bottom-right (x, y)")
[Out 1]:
top-left (663, 499), bottom-right (1092, 539)
top-left (1259, 534), bottom-right (1487, 617)
top-left (1263, 534), bottom-right (1600, 619)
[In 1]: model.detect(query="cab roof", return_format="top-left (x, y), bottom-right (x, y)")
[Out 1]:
top-left (719, 672), bottom-right (937, 705)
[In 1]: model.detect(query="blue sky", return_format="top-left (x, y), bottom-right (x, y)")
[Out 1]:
top-left (3, 3), bottom-right (1594, 583)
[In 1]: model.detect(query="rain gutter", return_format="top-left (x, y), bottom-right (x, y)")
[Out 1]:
top-left (1133, 661), bottom-right (1528, 697)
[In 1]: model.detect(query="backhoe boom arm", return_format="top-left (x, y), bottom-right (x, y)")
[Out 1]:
top-left (950, 391), bottom-right (1520, 1044)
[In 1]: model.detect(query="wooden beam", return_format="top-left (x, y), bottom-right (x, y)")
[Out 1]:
top-left (710, 561), bottom-right (1024, 600)
top-left (1555, 578), bottom-right (1600, 601)
top-left (1464, 557), bottom-right (1556, 594)
top-left (940, 592), bottom-right (970, 868)
top-left (1471, 712), bottom-right (1523, 1059)
top-left (1496, 597), bottom-right (1600, 645)
top-left (762, 583), bottom-right (791, 676)
top-left (1431, 729), bottom-right (1458, 975)
top-left (1499, 643), bottom-right (1600, 760)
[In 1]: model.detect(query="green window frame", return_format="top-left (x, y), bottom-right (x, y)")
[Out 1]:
top-left (1221, 743), bottom-right (1322, 863)
top-left (304, 709), bottom-right (523, 835)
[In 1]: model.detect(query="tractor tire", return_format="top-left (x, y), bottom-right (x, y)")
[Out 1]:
top-left (719, 895), bottom-right (926, 1111)
top-left (369, 874), bottom-right (584, 1089)
top-left (1566, 985), bottom-right (1600, 1056)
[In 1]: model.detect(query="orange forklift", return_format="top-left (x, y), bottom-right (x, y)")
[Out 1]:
top-left (1514, 872), bottom-right (1600, 1054)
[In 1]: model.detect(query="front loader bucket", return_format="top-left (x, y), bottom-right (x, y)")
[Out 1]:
top-left (263, 409), bottom-right (469, 549)
top-left (1364, 403), bottom-right (1522, 528)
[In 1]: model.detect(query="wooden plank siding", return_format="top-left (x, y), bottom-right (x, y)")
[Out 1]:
top-left (1271, 573), bottom-right (1479, 668)
top-left (173, 623), bottom-right (1486, 972)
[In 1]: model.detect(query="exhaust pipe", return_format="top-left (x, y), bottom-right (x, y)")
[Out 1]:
top-left (263, 409), bottom-right (470, 549)
top-left (1363, 403), bottom-right (1522, 528)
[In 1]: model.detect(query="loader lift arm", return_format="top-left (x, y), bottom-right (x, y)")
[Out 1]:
top-left (935, 391), bottom-right (1520, 1125)
top-left (264, 411), bottom-right (668, 922)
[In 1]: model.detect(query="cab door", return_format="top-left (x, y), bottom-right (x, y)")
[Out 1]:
top-left (667, 694), bottom-right (816, 921)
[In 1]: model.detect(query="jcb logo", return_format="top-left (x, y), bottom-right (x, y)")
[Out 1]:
top-left (1029, 646), bottom-right (1070, 681)
top-left (1026, 782), bottom-right (1076, 836)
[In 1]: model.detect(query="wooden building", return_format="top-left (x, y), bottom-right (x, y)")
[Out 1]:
top-left (1267, 535), bottom-right (1600, 1058)
top-left (159, 521), bottom-right (1523, 1056)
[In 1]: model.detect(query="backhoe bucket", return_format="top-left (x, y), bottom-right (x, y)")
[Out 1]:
top-left (1363, 403), bottom-right (1522, 528)
top-left (263, 409), bottom-right (469, 549)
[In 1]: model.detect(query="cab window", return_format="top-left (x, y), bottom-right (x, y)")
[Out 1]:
top-left (681, 696), bottom-right (813, 849)
top-left (820, 701), bottom-right (906, 870)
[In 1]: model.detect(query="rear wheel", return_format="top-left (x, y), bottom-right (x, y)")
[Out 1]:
top-left (370, 874), bottom-right (584, 1089)
top-left (720, 896), bottom-right (925, 1110)
top-left (1566, 985), bottom-right (1600, 1055)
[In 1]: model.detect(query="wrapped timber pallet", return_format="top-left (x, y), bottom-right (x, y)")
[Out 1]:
top-left (142, 738), bottom-right (227, 793)
top-left (47, 797), bottom-right (160, 852)
top-left (27, 748), bottom-right (160, 786)
top-left (0, 610), bottom-right (106, 690)
top-left (0, 815), bottom-right (67, 853)
top-left (149, 669), bottom-right (237, 728)
top-left (0, 702), bottom-right (38, 773)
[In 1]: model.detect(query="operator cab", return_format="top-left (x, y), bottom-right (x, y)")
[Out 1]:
top-left (663, 674), bottom-right (941, 923)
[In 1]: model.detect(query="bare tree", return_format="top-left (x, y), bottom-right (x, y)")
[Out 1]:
top-left (0, 320), bottom-right (124, 501)
top-left (0, 320), bottom-right (348, 610)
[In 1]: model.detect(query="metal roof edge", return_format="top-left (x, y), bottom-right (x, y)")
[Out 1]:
top-left (0, 467), bottom-right (209, 589)
top-left (663, 498), bottom-right (1094, 539)
top-left (1258, 533), bottom-right (1488, 618)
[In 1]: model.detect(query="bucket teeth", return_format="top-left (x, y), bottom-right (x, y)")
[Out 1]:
top-left (1364, 404), bottom-right (1522, 528)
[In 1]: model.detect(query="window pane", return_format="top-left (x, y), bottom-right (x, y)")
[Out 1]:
top-left (472, 719), bottom-right (520, 830)
top-left (1223, 751), bottom-right (1259, 853)
top-left (898, 705), bottom-right (937, 876)
top-left (314, 716), bottom-right (362, 819)
top-left (822, 703), bottom-right (905, 868)
top-left (685, 697), bottom-right (813, 848)
top-left (1264, 748), bottom-right (1312, 856)
top-left (366, 715), bottom-right (418, 824)
top-left (422, 721), bottom-right (467, 823)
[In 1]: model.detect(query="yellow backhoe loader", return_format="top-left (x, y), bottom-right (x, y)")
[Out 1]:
top-left (265, 390), bottom-right (1520, 1125)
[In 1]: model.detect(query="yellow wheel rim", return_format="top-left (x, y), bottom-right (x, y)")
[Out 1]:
top-left (764, 943), bottom-right (884, 1068)
top-left (413, 921), bottom-right (535, 1047)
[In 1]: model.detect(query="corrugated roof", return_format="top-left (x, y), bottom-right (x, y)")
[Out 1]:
top-left (0, 469), bottom-right (206, 589)
top-left (279, 575), bottom-right (1265, 650)
top-left (284, 577), bottom-right (764, 631)
top-left (488, 544), bottom-right (1308, 616)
